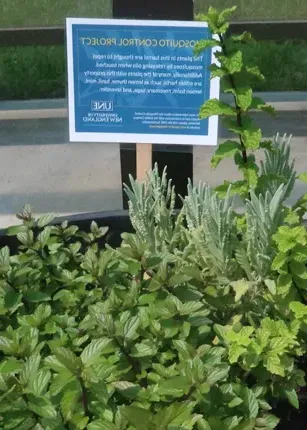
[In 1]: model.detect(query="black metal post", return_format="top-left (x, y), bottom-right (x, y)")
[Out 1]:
top-left (113, 0), bottom-right (194, 208)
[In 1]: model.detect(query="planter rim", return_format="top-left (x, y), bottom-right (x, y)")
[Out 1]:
top-left (0, 210), bottom-right (130, 236)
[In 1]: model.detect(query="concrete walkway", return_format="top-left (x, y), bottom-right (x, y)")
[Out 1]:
top-left (0, 93), bottom-right (306, 228)
top-left (0, 118), bottom-right (122, 227)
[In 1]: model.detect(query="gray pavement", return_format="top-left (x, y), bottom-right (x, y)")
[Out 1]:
top-left (0, 118), bottom-right (122, 227)
top-left (0, 100), bottom-right (307, 228)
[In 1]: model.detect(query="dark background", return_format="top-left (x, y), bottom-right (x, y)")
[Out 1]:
top-left (114, 0), bottom-right (194, 208)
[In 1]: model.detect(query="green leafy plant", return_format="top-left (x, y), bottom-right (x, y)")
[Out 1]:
top-left (0, 205), bottom-right (286, 430)
top-left (195, 6), bottom-right (283, 199)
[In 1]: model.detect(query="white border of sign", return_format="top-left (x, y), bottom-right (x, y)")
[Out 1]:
top-left (66, 18), bottom-right (220, 146)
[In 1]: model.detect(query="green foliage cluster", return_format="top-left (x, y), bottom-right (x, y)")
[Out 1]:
top-left (1, 5), bottom-right (307, 430)
top-left (195, 7), bottom-right (279, 198)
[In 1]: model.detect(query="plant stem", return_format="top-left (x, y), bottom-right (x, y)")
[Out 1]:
top-left (6, 280), bottom-right (30, 312)
top-left (78, 377), bottom-right (90, 416)
top-left (181, 385), bottom-right (196, 401)
top-left (293, 280), bottom-right (307, 305)
top-left (288, 261), bottom-right (307, 305)
top-left (114, 337), bottom-right (142, 376)
top-left (218, 34), bottom-right (249, 167)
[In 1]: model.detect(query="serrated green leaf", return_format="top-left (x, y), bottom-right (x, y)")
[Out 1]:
top-left (273, 226), bottom-right (307, 252)
top-left (123, 316), bottom-right (140, 340)
top-left (259, 415), bottom-right (280, 429)
top-left (236, 87), bottom-right (253, 111)
top-left (70, 414), bottom-right (89, 429)
top-left (210, 63), bottom-right (226, 78)
top-left (121, 406), bottom-right (153, 429)
top-left (37, 227), bottom-right (52, 248)
top-left (0, 245), bottom-right (10, 266)
top-left (28, 395), bottom-right (57, 419)
top-left (194, 39), bottom-right (220, 56)
top-left (90, 220), bottom-right (99, 234)
top-left (200, 99), bottom-right (236, 119)
top-left (258, 399), bottom-right (272, 411)
top-left (83, 247), bottom-right (98, 273)
top-left (0, 358), bottom-right (22, 374)
top-left (234, 419), bottom-right (256, 430)
top-left (231, 31), bottom-right (253, 43)
top-left (20, 354), bottom-right (41, 386)
top-left (2, 411), bottom-right (35, 430)
top-left (281, 210), bottom-right (299, 229)
top-left (243, 387), bottom-right (259, 418)
top-left (290, 260), bottom-right (307, 279)
top-left (53, 348), bottom-right (80, 372)
top-left (154, 402), bottom-right (195, 428)
top-left (4, 290), bottom-right (22, 310)
top-left (265, 353), bottom-right (285, 376)
top-left (269, 337), bottom-right (291, 354)
top-left (217, 5), bottom-right (236, 25)
top-left (272, 253), bottom-right (288, 271)
top-left (33, 424), bottom-right (45, 430)
top-left (298, 172), bottom-right (307, 182)
top-left (173, 340), bottom-right (195, 360)
top-left (39, 416), bottom-right (65, 429)
top-left (211, 141), bottom-right (241, 168)
top-left (285, 388), bottom-right (299, 409)
top-left (44, 355), bottom-right (67, 372)
top-left (228, 344), bottom-right (245, 364)
top-left (113, 381), bottom-right (141, 399)
top-left (38, 213), bottom-right (57, 228)
top-left (242, 125), bottom-right (262, 150)
top-left (88, 420), bottom-right (118, 430)
top-left (290, 301), bottom-right (307, 319)
top-left (231, 280), bottom-right (249, 302)
top-left (179, 301), bottom-right (204, 315)
top-left (251, 97), bottom-right (275, 116)
top-left (245, 65), bottom-right (264, 80)
top-left (264, 279), bottom-right (276, 295)
top-left (215, 180), bottom-right (248, 198)
top-left (224, 416), bottom-right (240, 429)
top-left (99, 226), bottom-right (109, 236)
top-left (228, 397), bottom-right (243, 408)
top-left (131, 342), bottom-right (156, 357)
top-left (61, 390), bottom-right (80, 421)
top-left (223, 50), bottom-right (243, 74)
top-left (0, 336), bottom-right (13, 353)
top-left (206, 364), bottom-right (230, 385)
top-left (227, 326), bottom-right (255, 346)
top-left (197, 418), bottom-right (212, 430)
top-left (6, 224), bottom-right (28, 236)
top-left (158, 375), bottom-right (190, 397)
top-left (292, 245), bottom-right (307, 262)
top-left (28, 369), bottom-right (51, 396)
top-left (49, 370), bottom-right (76, 396)
top-left (241, 164), bottom-right (259, 188)
top-left (24, 291), bottom-right (51, 302)
top-left (80, 338), bottom-right (111, 367)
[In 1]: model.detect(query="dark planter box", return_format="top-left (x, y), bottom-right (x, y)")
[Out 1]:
top-left (0, 211), bottom-right (133, 254)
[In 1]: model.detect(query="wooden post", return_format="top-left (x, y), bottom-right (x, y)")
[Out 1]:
top-left (136, 143), bottom-right (152, 182)
top-left (114, 0), bottom-right (194, 203)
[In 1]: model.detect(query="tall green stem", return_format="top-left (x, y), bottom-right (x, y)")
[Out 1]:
top-left (218, 34), bottom-right (249, 171)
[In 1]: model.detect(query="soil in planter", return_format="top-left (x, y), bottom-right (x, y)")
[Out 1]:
top-left (275, 396), bottom-right (307, 429)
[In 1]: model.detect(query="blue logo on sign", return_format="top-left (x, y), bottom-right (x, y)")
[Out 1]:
top-left (91, 101), bottom-right (113, 111)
